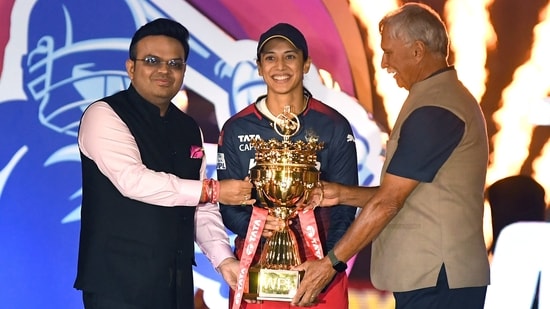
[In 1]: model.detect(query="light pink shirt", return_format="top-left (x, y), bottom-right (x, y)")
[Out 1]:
top-left (78, 101), bottom-right (233, 268)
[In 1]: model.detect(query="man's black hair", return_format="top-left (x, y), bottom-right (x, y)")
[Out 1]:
top-left (129, 18), bottom-right (190, 61)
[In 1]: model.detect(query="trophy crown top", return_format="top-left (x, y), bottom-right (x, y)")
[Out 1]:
top-left (251, 137), bottom-right (324, 166)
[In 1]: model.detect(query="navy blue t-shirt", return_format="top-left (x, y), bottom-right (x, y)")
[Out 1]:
top-left (386, 106), bottom-right (465, 182)
top-left (217, 95), bottom-right (358, 253)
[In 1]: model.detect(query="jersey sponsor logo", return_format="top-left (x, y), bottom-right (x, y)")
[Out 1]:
top-left (237, 134), bottom-right (261, 152)
top-left (238, 134), bottom-right (261, 142)
top-left (347, 134), bottom-right (355, 143)
top-left (217, 153), bottom-right (226, 170)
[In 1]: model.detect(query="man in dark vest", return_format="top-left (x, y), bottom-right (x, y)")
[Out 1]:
top-left (74, 18), bottom-right (255, 309)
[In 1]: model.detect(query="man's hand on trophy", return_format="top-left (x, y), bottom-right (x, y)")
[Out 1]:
top-left (218, 179), bottom-right (255, 206)
top-left (262, 215), bottom-right (285, 238)
top-left (298, 181), bottom-right (344, 213)
top-left (317, 181), bottom-right (342, 206)
top-left (216, 257), bottom-right (240, 290)
top-left (290, 258), bottom-right (335, 307)
top-left (296, 182), bottom-right (323, 213)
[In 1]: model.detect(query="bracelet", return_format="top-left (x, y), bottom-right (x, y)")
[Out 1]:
top-left (210, 179), bottom-right (220, 204)
top-left (199, 179), bottom-right (209, 203)
top-left (206, 179), bottom-right (214, 203)
top-left (200, 179), bottom-right (219, 204)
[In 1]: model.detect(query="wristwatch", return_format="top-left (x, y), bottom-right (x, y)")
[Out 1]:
top-left (327, 249), bottom-right (347, 273)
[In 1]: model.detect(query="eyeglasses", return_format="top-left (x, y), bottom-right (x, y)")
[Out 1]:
top-left (133, 56), bottom-right (186, 70)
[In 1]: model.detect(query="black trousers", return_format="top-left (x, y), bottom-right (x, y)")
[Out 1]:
top-left (393, 264), bottom-right (487, 309)
top-left (82, 261), bottom-right (194, 309)
top-left (83, 292), bottom-right (144, 309)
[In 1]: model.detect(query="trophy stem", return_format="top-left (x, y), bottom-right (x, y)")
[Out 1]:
top-left (258, 221), bottom-right (302, 269)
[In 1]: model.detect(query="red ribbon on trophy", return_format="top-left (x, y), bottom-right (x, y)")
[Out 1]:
top-left (233, 207), bottom-right (268, 309)
top-left (298, 210), bottom-right (324, 260)
top-left (232, 207), bottom-right (323, 309)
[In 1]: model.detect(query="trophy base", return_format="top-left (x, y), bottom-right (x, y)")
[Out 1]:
top-left (244, 266), bottom-right (303, 302)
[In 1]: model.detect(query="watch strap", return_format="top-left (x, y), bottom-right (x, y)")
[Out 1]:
top-left (327, 249), bottom-right (339, 265)
top-left (327, 249), bottom-right (347, 272)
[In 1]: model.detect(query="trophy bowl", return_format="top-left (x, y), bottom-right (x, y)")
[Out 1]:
top-left (251, 163), bottom-right (320, 211)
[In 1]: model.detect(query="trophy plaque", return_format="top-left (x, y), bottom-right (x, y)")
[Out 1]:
top-left (246, 106), bottom-right (324, 302)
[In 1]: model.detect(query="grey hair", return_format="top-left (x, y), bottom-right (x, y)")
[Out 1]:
top-left (379, 2), bottom-right (449, 58)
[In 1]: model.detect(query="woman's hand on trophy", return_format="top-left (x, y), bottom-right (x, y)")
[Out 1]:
top-left (218, 179), bottom-right (255, 206)
top-left (262, 215), bottom-right (285, 237)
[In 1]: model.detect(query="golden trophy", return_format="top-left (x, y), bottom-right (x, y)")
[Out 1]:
top-left (246, 106), bottom-right (324, 302)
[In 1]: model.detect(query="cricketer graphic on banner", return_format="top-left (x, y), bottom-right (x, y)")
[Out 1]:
top-left (0, 0), bottom-right (385, 308)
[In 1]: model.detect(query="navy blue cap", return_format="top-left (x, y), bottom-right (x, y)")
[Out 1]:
top-left (256, 23), bottom-right (308, 60)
